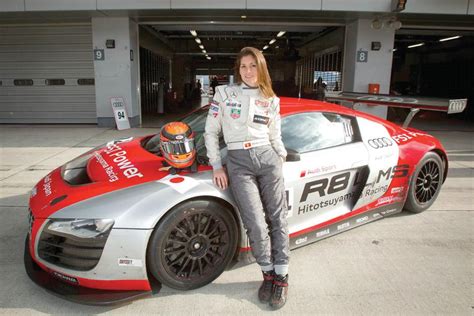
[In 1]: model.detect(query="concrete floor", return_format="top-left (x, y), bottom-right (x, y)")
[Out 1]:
top-left (0, 114), bottom-right (472, 315)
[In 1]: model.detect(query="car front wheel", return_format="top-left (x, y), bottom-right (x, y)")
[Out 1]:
top-left (404, 152), bottom-right (444, 213)
top-left (147, 199), bottom-right (238, 290)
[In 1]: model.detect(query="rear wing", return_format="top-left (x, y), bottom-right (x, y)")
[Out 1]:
top-left (325, 91), bottom-right (468, 127)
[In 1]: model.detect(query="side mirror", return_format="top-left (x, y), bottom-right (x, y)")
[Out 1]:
top-left (285, 148), bottom-right (300, 162)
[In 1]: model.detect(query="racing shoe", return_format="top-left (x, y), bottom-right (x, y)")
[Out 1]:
top-left (269, 274), bottom-right (288, 309)
top-left (258, 271), bottom-right (274, 303)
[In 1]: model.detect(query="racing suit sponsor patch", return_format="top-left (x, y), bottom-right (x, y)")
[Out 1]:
top-left (209, 105), bottom-right (219, 118)
top-left (225, 100), bottom-right (241, 108)
top-left (255, 99), bottom-right (270, 107)
top-left (230, 108), bottom-right (241, 119)
top-left (253, 114), bottom-right (269, 125)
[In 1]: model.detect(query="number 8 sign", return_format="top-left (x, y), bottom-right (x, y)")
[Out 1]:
top-left (110, 97), bottom-right (131, 130)
top-left (357, 50), bottom-right (368, 63)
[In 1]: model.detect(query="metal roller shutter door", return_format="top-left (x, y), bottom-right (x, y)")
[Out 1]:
top-left (0, 24), bottom-right (96, 123)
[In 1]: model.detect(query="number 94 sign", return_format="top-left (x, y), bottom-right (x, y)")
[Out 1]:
top-left (110, 97), bottom-right (131, 130)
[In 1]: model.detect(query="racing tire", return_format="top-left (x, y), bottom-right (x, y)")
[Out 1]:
top-left (404, 152), bottom-right (444, 213)
top-left (147, 199), bottom-right (238, 290)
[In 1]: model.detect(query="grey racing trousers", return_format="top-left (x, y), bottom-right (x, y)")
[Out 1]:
top-left (226, 145), bottom-right (289, 275)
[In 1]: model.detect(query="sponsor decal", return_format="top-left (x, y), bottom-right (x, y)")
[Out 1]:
top-left (376, 196), bottom-right (403, 206)
top-left (363, 184), bottom-right (389, 197)
top-left (103, 143), bottom-right (144, 180)
top-left (118, 258), bottom-right (143, 267)
top-left (356, 216), bottom-right (369, 223)
top-left (253, 114), bottom-right (269, 125)
top-left (295, 236), bottom-right (308, 245)
top-left (28, 211), bottom-right (34, 236)
top-left (43, 174), bottom-right (52, 197)
top-left (374, 153), bottom-right (394, 161)
top-left (299, 165), bottom-right (408, 203)
top-left (391, 186), bottom-right (405, 194)
top-left (255, 99), bottom-right (270, 107)
top-left (298, 192), bottom-right (355, 215)
top-left (230, 108), bottom-right (241, 119)
top-left (94, 151), bottom-right (119, 182)
top-left (380, 208), bottom-right (398, 216)
top-left (300, 165), bottom-right (337, 178)
top-left (159, 174), bottom-right (199, 194)
top-left (337, 222), bottom-right (350, 231)
top-left (392, 131), bottom-right (428, 144)
top-left (52, 271), bottom-right (78, 284)
top-left (316, 229), bottom-right (330, 238)
top-left (372, 212), bottom-right (382, 218)
top-left (367, 137), bottom-right (393, 149)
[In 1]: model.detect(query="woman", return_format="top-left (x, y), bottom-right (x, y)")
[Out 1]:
top-left (204, 47), bottom-right (289, 309)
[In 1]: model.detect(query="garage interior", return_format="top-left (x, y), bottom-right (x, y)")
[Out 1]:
top-left (136, 10), bottom-right (473, 124)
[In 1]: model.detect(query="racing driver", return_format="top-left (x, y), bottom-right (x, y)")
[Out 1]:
top-left (204, 47), bottom-right (289, 309)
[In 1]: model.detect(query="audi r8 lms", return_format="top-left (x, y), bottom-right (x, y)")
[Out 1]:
top-left (25, 96), bottom-right (457, 305)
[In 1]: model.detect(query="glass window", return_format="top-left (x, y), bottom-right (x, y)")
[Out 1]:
top-left (45, 79), bottom-right (65, 86)
top-left (14, 79), bottom-right (33, 86)
top-left (281, 112), bottom-right (355, 153)
top-left (77, 78), bottom-right (95, 85)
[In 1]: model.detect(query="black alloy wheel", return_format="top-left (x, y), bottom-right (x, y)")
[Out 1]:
top-left (404, 152), bottom-right (444, 213)
top-left (147, 200), bottom-right (238, 290)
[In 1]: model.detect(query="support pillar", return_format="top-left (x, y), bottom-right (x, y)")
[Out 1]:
top-left (92, 17), bottom-right (140, 127)
top-left (342, 19), bottom-right (396, 119)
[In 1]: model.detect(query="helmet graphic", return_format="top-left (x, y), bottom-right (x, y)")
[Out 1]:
top-left (160, 122), bottom-right (196, 169)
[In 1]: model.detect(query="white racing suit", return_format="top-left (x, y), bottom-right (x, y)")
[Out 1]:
top-left (204, 84), bottom-right (289, 275)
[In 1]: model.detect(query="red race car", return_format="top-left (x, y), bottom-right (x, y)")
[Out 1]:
top-left (25, 94), bottom-right (466, 305)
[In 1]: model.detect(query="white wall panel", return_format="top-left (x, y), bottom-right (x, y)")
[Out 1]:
top-left (0, 0), bottom-right (25, 12)
top-left (404, 0), bottom-right (469, 14)
top-left (0, 24), bottom-right (96, 123)
top-left (247, 0), bottom-right (321, 10)
top-left (97, 0), bottom-right (171, 10)
top-left (322, 0), bottom-right (391, 12)
top-left (172, 0), bottom-right (245, 9)
top-left (25, 0), bottom-right (96, 11)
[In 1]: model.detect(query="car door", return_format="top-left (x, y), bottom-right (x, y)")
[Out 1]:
top-left (280, 111), bottom-right (369, 242)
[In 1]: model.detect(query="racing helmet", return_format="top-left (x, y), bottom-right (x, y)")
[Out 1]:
top-left (159, 122), bottom-right (196, 169)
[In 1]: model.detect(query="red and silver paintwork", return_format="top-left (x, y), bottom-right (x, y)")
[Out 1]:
top-left (25, 96), bottom-right (456, 305)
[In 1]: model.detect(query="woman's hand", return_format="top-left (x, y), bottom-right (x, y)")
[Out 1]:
top-left (213, 168), bottom-right (228, 190)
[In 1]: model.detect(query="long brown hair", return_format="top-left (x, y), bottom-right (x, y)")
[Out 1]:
top-left (235, 47), bottom-right (275, 99)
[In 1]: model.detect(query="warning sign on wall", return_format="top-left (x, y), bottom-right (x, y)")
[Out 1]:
top-left (110, 97), bottom-right (131, 130)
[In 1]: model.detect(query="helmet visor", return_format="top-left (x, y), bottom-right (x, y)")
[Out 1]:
top-left (161, 138), bottom-right (195, 155)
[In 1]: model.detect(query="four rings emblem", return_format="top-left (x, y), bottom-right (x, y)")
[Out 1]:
top-left (368, 137), bottom-right (393, 149)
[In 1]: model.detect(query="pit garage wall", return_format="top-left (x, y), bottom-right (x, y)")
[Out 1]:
top-left (0, 24), bottom-right (96, 123)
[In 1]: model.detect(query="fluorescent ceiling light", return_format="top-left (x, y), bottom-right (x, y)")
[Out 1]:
top-left (206, 56), bottom-right (211, 60)
top-left (392, 48), bottom-right (397, 52)
top-left (199, 45), bottom-right (204, 49)
top-left (241, 15), bottom-right (247, 19)
top-left (269, 39), bottom-right (276, 45)
top-left (277, 31), bottom-right (286, 37)
top-left (190, 30), bottom-right (197, 37)
top-left (202, 50), bottom-right (207, 53)
top-left (439, 35), bottom-right (461, 42)
top-left (195, 38), bottom-right (201, 44)
top-left (263, 45), bottom-right (269, 50)
top-left (408, 43), bottom-right (424, 48)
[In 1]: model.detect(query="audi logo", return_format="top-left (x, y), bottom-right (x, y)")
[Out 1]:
top-left (368, 137), bottom-right (393, 149)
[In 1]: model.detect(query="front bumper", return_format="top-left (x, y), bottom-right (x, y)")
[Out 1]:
top-left (24, 236), bottom-right (156, 306)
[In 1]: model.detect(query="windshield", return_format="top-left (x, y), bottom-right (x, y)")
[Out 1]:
top-left (144, 107), bottom-right (221, 162)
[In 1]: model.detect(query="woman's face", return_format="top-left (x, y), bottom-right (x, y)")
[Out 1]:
top-left (239, 55), bottom-right (258, 87)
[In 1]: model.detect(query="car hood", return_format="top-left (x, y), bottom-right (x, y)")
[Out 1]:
top-left (29, 136), bottom-right (212, 219)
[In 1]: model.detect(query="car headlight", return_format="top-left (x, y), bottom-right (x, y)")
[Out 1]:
top-left (47, 218), bottom-right (114, 239)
